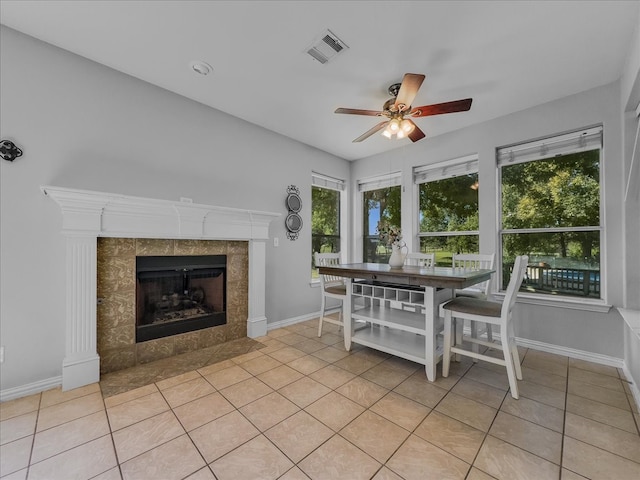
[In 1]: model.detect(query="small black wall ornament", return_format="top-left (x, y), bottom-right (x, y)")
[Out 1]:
top-left (285, 185), bottom-right (303, 241)
top-left (0, 140), bottom-right (23, 162)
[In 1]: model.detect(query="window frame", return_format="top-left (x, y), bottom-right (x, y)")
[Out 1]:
top-left (496, 126), bottom-right (605, 303)
top-left (414, 155), bottom-right (480, 266)
top-left (357, 172), bottom-right (402, 264)
top-left (310, 172), bottom-right (345, 281)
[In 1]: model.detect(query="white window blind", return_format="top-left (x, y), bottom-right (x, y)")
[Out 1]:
top-left (312, 172), bottom-right (345, 191)
top-left (497, 126), bottom-right (603, 167)
top-left (357, 171), bottom-right (402, 192)
top-left (413, 154), bottom-right (478, 184)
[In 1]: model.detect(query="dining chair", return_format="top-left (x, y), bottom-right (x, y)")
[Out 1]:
top-left (451, 253), bottom-right (496, 346)
top-left (404, 252), bottom-right (436, 267)
top-left (442, 255), bottom-right (529, 399)
top-left (314, 252), bottom-right (347, 337)
top-left (452, 253), bottom-right (495, 299)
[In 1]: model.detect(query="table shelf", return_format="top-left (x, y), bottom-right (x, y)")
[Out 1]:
top-left (351, 325), bottom-right (444, 365)
top-left (352, 305), bottom-right (427, 335)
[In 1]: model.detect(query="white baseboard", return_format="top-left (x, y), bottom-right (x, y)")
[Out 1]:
top-left (1, 376), bottom-right (62, 402)
top-left (267, 309), bottom-right (339, 331)
top-left (516, 337), bottom-right (624, 368)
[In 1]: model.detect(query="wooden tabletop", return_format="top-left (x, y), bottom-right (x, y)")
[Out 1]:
top-left (318, 262), bottom-right (494, 289)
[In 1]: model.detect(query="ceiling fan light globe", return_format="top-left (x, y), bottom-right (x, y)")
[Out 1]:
top-left (397, 129), bottom-right (406, 139)
top-left (401, 119), bottom-right (415, 133)
top-left (382, 129), bottom-right (392, 139)
top-left (389, 118), bottom-right (400, 132)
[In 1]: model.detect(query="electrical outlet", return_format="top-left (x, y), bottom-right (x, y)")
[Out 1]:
top-left (273, 237), bottom-right (279, 247)
top-left (0, 346), bottom-right (5, 364)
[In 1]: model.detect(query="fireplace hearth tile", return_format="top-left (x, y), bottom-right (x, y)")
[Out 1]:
top-left (100, 347), bottom-right (136, 374)
top-left (99, 325), bottom-right (135, 351)
top-left (97, 238), bottom-right (135, 257)
top-left (197, 325), bottom-right (228, 349)
top-left (96, 291), bottom-right (135, 329)
top-left (99, 337), bottom-right (266, 398)
top-left (98, 256), bottom-right (135, 293)
top-left (174, 331), bottom-right (201, 355)
top-left (137, 337), bottom-right (175, 364)
top-left (173, 239), bottom-right (227, 256)
top-left (136, 239), bottom-right (174, 256)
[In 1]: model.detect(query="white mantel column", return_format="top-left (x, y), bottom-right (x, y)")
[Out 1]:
top-left (63, 235), bottom-right (100, 390)
top-left (247, 239), bottom-right (268, 338)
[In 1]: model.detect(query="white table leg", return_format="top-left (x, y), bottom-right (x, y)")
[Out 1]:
top-left (344, 278), bottom-right (352, 351)
top-left (424, 285), bottom-right (437, 381)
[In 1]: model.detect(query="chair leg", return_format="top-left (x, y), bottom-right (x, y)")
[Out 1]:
top-left (501, 328), bottom-right (519, 399)
top-left (317, 295), bottom-right (326, 337)
top-left (486, 324), bottom-right (493, 342)
top-left (507, 321), bottom-right (522, 380)
top-left (470, 321), bottom-right (479, 361)
top-left (454, 318), bottom-right (463, 361)
top-left (443, 311), bottom-right (453, 377)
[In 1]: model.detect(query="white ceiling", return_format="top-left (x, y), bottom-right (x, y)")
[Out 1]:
top-left (1, 0), bottom-right (638, 161)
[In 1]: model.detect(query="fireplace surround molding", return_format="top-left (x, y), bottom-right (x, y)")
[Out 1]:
top-left (41, 185), bottom-right (280, 391)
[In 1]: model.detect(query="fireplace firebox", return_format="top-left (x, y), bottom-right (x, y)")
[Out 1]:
top-left (136, 255), bottom-right (226, 343)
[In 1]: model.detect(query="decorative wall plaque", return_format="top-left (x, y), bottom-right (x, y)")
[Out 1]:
top-left (285, 185), bottom-right (302, 240)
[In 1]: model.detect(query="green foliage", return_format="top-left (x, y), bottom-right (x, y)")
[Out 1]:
top-left (311, 186), bottom-right (340, 270)
top-left (419, 174), bottom-right (479, 233)
top-left (501, 149), bottom-right (600, 260)
top-left (418, 174), bottom-right (479, 263)
top-left (363, 186), bottom-right (401, 262)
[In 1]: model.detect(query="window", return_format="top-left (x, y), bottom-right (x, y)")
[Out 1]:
top-left (359, 172), bottom-right (401, 263)
top-left (498, 126), bottom-right (602, 298)
top-left (415, 156), bottom-right (479, 266)
top-left (311, 172), bottom-right (343, 277)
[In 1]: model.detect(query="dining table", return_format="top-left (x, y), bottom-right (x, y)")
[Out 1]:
top-left (317, 262), bottom-right (494, 381)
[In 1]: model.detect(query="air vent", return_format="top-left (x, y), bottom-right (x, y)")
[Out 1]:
top-left (306, 29), bottom-right (348, 64)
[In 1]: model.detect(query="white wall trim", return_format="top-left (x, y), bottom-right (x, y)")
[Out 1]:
top-left (0, 376), bottom-right (62, 403)
top-left (515, 337), bottom-right (624, 368)
top-left (41, 185), bottom-right (280, 390)
top-left (267, 309), bottom-right (340, 330)
top-left (623, 363), bottom-right (640, 412)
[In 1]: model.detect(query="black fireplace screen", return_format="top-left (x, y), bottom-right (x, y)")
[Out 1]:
top-left (136, 255), bottom-right (226, 342)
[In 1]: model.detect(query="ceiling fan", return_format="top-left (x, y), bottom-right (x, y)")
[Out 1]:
top-left (335, 73), bottom-right (472, 143)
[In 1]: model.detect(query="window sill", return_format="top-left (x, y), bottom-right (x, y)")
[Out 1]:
top-left (492, 292), bottom-right (611, 313)
top-left (310, 279), bottom-right (320, 288)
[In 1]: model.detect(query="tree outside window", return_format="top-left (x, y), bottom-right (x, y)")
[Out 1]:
top-left (500, 144), bottom-right (601, 298)
top-left (363, 186), bottom-right (401, 263)
top-left (418, 173), bottom-right (479, 266)
top-left (311, 185), bottom-right (340, 276)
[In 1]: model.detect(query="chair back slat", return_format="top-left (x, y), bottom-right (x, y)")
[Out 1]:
top-left (405, 252), bottom-right (435, 267)
top-left (315, 252), bottom-right (344, 287)
top-left (452, 253), bottom-right (495, 296)
top-left (502, 255), bottom-right (529, 317)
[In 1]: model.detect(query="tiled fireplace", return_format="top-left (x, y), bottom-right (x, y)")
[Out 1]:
top-left (97, 238), bottom-right (248, 374)
top-left (43, 186), bottom-right (279, 391)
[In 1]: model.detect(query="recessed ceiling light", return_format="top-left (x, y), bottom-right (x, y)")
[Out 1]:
top-left (189, 60), bottom-right (213, 76)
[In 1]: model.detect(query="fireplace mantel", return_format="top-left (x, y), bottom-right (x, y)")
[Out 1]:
top-left (42, 185), bottom-right (280, 390)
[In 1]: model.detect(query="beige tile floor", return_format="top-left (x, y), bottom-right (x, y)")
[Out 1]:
top-left (2, 318), bottom-right (640, 480)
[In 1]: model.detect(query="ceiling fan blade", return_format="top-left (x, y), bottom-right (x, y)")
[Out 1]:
top-left (410, 98), bottom-right (473, 117)
top-left (335, 107), bottom-right (383, 116)
top-left (394, 73), bottom-right (425, 112)
top-left (408, 121), bottom-right (426, 142)
top-left (352, 121), bottom-right (388, 143)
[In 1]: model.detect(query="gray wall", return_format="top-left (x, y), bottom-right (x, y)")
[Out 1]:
top-left (350, 81), bottom-right (627, 359)
top-left (0, 27), bottom-right (349, 391)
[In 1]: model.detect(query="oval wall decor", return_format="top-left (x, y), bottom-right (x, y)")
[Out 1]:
top-left (285, 185), bottom-right (302, 240)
